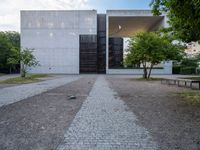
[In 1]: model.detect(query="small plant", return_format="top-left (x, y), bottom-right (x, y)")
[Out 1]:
top-left (8, 48), bottom-right (40, 77)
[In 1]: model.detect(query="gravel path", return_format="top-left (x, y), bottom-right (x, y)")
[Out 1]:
top-left (57, 76), bottom-right (157, 150)
top-left (0, 74), bottom-right (20, 81)
top-left (0, 76), bottom-right (96, 150)
top-left (0, 76), bottom-right (80, 107)
top-left (107, 77), bottom-right (200, 150)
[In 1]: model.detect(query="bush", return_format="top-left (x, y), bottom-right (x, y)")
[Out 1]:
top-left (172, 65), bottom-right (181, 74)
top-left (196, 68), bottom-right (200, 74)
top-left (180, 67), bottom-right (196, 75)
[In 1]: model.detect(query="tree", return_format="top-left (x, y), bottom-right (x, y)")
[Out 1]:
top-left (125, 32), bottom-right (184, 79)
top-left (0, 31), bottom-right (20, 73)
top-left (0, 31), bottom-right (20, 48)
top-left (0, 34), bottom-right (12, 73)
top-left (8, 48), bottom-right (39, 77)
top-left (150, 0), bottom-right (200, 42)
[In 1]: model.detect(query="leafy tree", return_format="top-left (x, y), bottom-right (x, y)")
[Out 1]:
top-left (0, 31), bottom-right (20, 73)
top-left (0, 34), bottom-right (12, 72)
top-left (20, 49), bottom-right (40, 77)
top-left (125, 32), bottom-right (184, 79)
top-left (150, 0), bottom-right (200, 42)
top-left (0, 31), bottom-right (20, 48)
top-left (8, 48), bottom-right (40, 77)
top-left (181, 57), bottom-right (199, 68)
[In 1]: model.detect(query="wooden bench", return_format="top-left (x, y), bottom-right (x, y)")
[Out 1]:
top-left (161, 78), bottom-right (200, 90)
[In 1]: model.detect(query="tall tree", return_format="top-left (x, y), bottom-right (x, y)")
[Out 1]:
top-left (0, 31), bottom-right (20, 73)
top-left (0, 34), bottom-right (12, 72)
top-left (125, 32), bottom-right (184, 79)
top-left (150, 0), bottom-right (200, 42)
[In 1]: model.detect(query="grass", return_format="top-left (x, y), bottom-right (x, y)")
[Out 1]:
top-left (180, 76), bottom-right (200, 80)
top-left (178, 92), bottom-right (200, 106)
top-left (0, 73), bottom-right (5, 76)
top-left (0, 74), bottom-right (48, 84)
top-left (132, 77), bottom-right (165, 81)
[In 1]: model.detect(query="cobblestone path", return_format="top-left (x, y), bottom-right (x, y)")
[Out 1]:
top-left (0, 76), bottom-right (80, 107)
top-left (57, 76), bottom-right (157, 150)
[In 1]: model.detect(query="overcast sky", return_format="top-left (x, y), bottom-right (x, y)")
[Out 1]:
top-left (0, 0), bottom-right (151, 31)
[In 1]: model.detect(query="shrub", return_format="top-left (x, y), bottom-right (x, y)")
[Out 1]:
top-left (172, 65), bottom-right (181, 74)
top-left (180, 67), bottom-right (196, 75)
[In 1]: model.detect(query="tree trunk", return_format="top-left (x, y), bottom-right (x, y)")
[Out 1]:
top-left (143, 67), bottom-right (148, 78)
top-left (147, 64), bottom-right (154, 79)
top-left (9, 66), bottom-right (12, 74)
top-left (143, 62), bottom-right (148, 79)
top-left (20, 64), bottom-right (26, 78)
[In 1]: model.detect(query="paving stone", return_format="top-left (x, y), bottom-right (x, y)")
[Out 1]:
top-left (57, 76), bottom-right (157, 150)
top-left (0, 76), bottom-right (80, 107)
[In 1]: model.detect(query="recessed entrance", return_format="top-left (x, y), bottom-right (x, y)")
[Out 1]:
top-left (107, 13), bottom-right (165, 72)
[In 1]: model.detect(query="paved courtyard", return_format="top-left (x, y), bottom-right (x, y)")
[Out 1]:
top-left (0, 75), bottom-right (80, 107)
top-left (0, 75), bottom-right (199, 150)
top-left (57, 76), bottom-right (157, 150)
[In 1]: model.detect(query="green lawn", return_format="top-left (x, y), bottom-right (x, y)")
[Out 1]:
top-left (0, 73), bottom-right (5, 76)
top-left (180, 76), bottom-right (200, 80)
top-left (131, 77), bottom-right (165, 81)
top-left (179, 92), bottom-right (200, 106)
top-left (0, 74), bottom-right (48, 84)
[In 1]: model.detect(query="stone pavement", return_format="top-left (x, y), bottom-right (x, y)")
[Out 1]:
top-left (0, 74), bottom-right (20, 81)
top-left (57, 76), bottom-right (157, 150)
top-left (0, 76), bottom-right (80, 107)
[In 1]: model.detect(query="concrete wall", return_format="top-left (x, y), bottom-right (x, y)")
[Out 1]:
top-left (21, 10), bottom-right (97, 74)
top-left (107, 61), bottom-right (173, 75)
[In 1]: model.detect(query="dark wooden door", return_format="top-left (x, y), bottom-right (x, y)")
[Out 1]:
top-left (79, 35), bottom-right (97, 73)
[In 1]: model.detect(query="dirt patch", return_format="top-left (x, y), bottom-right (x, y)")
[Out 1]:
top-left (0, 76), bottom-right (96, 150)
top-left (107, 76), bottom-right (200, 150)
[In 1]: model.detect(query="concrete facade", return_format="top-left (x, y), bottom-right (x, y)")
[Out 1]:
top-left (21, 10), bottom-right (97, 74)
top-left (21, 10), bottom-right (172, 75)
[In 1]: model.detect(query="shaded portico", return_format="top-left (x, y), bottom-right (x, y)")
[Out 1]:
top-left (106, 10), bottom-right (172, 74)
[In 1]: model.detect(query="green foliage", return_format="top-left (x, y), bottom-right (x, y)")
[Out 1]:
top-left (0, 31), bottom-right (20, 73)
top-left (20, 49), bottom-right (40, 77)
top-left (181, 58), bottom-right (198, 68)
top-left (173, 57), bottom-right (199, 75)
top-left (172, 65), bottom-right (181, 74)
top-left (150, 0), bottom-right (200, 42)
top-left (180, 66), bottom-right (196, 75)
top-left (0, 35), bottom-right (12, 71)
top-left (0, 31), bottom-right (20, 48)
top-left (180, 57), bottom-right (198, 75)
top-left (0, 74), bottom-right (48, 84)
top-left (8, 48), bottom-right (40, 77)
top-left (125, 32), bottom-right (184, 78)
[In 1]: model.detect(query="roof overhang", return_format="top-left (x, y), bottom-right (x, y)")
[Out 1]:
top-left (107, 10), bottom-right (165, 37)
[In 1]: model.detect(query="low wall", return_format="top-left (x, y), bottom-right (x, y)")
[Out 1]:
top-left (107, 61), bottom-right (172, 75)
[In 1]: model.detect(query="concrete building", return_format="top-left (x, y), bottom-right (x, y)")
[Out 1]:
top-left (21, 10), bottom-right (172, 74)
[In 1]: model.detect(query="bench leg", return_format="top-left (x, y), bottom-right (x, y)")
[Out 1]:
top-left (190, 82), bottom-right (192, 89)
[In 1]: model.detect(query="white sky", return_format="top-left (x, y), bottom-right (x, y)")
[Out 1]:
top-left (0, 0), bottom-right (151, 32)
top-left (0, 0), bottom-right (91, 31)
